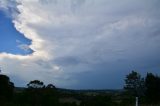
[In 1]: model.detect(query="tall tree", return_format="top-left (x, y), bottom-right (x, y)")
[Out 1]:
top-left (124, 71), bottom-right (145, 97)
top-left (27, 80), bottom-right (45, 88)
top-left (0, 74), bottom-right (14, 101)
top-left (145, 73), bottom-right (160, 103)
top-left (25, 80), bottom-right (58, 106)
top-left (43, 84), bottom-right (58, 106)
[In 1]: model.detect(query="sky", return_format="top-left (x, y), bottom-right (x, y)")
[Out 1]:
top-left (0, 0), bottom-right (160, 89)
top-left (0, 11), bottom-right (33, 55)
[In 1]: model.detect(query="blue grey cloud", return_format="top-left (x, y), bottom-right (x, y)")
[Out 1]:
top-left (0, 0), bottom-right (160, 89)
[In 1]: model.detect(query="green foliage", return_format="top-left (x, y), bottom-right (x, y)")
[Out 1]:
top-left (0, 70), bottom-right (160, 106)
top-left (123, 71), bottom-right (160, 105)
top-left (80, 94), bottom-right (117, 106)
top-left (124, 71), bottom-right (145, 97)
top-left (21, 81), bottom-right (58, 106)
top-left (145, 73), bottom-right (160, 104)
top-left (27, 80), bottom-right (45, 88)
top-left (0, 74), bottom-right (14, 102)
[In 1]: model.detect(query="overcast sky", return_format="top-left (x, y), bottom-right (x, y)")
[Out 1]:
top-left (0, 0), bottom-right (160, 89)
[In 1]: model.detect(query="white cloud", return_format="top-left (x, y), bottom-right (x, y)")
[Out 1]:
top-left (17, 44), bottom-right (30, 52)
top-left (0, 0), bottom-right (160, 89)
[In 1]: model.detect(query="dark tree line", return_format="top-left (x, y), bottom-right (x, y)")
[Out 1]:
top-left (124, 71), bottom-right (160, 104)
top-left (0, 74), bottom-right (14, 102)
top-left (0, 74), bottom-right (58, 106)
top-left (124, 71), bottom-right (145, 97)
top-left (145, 73), bottom-right (160, 103)
top-left (20, 80), bottom-right (58, 106)
top-left (0, 70), bottom-right (160, 106)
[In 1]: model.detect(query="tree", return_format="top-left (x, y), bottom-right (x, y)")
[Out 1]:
top-left (0, 74), bottom-right (14, 101)
top-left (25, 80), bottom-right (58, 106)
top-left (43, 84), bottom-right (58, 106)
top-left (25, 80), bottom-right (45, 105)
top-left (46, 84), bottom-right (56, 89)
top-left (124, 71), bottom-right (145, 97)
top-left (145, 73), bottom-right (160, 103)
top-left (27, 80), bottom-right (45, 88)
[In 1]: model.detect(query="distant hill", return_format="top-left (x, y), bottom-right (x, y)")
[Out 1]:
top-left (57, 88), bottom-right (124, 95)
top-left (14, 87), bottom-right (123, 94)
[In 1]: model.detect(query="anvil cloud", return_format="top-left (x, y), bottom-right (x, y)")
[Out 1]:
top-left (0, 0), bottom-right (160, 89)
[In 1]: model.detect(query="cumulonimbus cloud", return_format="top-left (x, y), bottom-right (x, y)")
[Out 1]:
top-left (0, 0), bottom-right (160, 89)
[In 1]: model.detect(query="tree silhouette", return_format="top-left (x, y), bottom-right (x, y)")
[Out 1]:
top-left (0, 74), bottom-right (14, 101)
top-left (124, 71), bottom-right (145, 97)
top-left (25, 80), bottom-right (58, 106)
top-left (27, 80), bottom-right (45, 88)
top-left (43, 84), bottom-right (58, 106)
top-left (145, 73), bottom-right (160, 103)
top-left (46, 84), bottom-right (56, 89)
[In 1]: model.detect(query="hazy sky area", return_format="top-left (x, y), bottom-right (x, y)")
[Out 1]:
top-left (0, 0), bottom-right (160, 89)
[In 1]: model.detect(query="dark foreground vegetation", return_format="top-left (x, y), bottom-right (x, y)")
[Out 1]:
top-left (0, 70), bottom-right (160, 106)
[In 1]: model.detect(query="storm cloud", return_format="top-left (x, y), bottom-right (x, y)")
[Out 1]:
top-left (0, 0), bottom-right (160, 89)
